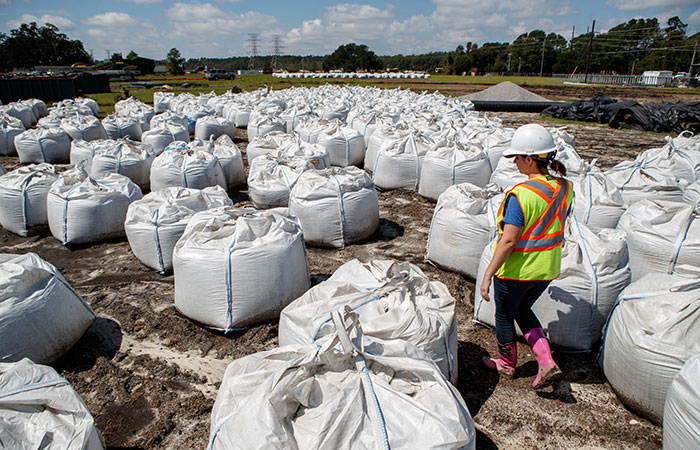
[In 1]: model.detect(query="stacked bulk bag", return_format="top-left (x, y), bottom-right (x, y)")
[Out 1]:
top-left (14, 127), bottom-right (71, 163)
top-left (617, 198), bottom-right (700, 281)
top-left (141, 121), bottom-right (190, 156)
top-left (0, 358), bottom-right (105, 450)
top-left (189, 135), bottom-right (246, 189)
top-left (210, 309), bottom-right (475, 450)
top-left (194, 116), bottom-right (236, 141)
top-left (0, 164), bottom-right (61, 236)
top-left (125, 186), bottom-right (233, 273)
top-left (0, 252), bottom-right (96, 363)
top-left (150, 141), bottom-right (226, 192)
top-left (419, 138), bottom-right (491, 201)
top-left (364, 123), bottom-right (410, 172)
top-left (288, 167), bottom-right (379, 248)
top-left (571, 163), bottom-right (626, 231)
top-left (475, 219), bottom-right (631, 351)
top-left (315, 122), bottom-right (366, 167)
top-left (245, 131), bottom-right (296, 163)
top-left (47, 172), bottom-right (142, 245)
top-left (279, 259), bottom-right (459, 383)
top-left (373, 132), bottom-right (434, 191)
top-left (425, 183), bottom-right (503, 279)
top-left (90, 139), bottom-right (155, 190)
top-left (102, 114), bottom-right (142, 140)
top-left (663, 354), bottom-right (700, 449)
top-left (248, 154), bottom-right (313, 209)
top-left (173, 207), bottom-right (310, 330)
top-left (247, 113), bottom-right (286, 141)
top-left (600, 273), bottom-right (700, 424)
top-left (60, 114), bottom-right (108, 141)
top-left (0, 114), bottom-right (24, 156)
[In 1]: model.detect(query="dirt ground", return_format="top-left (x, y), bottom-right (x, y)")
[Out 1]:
top-left (0, 84), bottom-right (682, 449)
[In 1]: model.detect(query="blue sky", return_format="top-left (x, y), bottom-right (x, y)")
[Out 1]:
top-left (1, 1), bottom-right (699, 60)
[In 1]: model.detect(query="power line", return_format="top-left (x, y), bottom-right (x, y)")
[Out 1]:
top-left (270, 34), bottom-right (284, 70)
top-left (246, 33), bottom-right (260, 70)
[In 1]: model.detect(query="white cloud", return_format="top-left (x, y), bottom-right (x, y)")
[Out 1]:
top-left (165, 2), bottom-right (278, 36)
top-left (85, 12), bottom-right (134, 28)
top-left (689, 7), bottom-right (700, 26)
top-left (6, 13), bottom-right (76, 30)
top-left (130, 0), bottom-right (163, 3)
top-left (389, 15), bottom-right (434, 34)
top-left (607, 0), bottom-right (699, 12)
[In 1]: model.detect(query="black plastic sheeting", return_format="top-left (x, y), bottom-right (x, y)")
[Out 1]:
top-left (541, 95), bottom-right (700, 134)
top-left (470, 100), bottom-right (567, 113)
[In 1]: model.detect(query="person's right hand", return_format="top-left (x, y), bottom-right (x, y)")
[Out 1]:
top-left (480, 277), bottom-right (491, 302)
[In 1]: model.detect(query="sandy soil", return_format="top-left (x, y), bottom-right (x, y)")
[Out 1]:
top-left (0, 84), bottom-right (680, 449)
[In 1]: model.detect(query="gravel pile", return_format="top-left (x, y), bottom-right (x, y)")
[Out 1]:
top-left (461, 81), bottom-right (550, 102)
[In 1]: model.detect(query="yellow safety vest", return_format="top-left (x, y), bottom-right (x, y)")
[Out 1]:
top-left (495, 175), bottom-right (574, 280)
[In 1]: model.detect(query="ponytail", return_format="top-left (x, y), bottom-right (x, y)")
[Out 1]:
top-left (532, 153), bottom-right (567, 177)
top-left (548, 159), bottom-right (567, 177)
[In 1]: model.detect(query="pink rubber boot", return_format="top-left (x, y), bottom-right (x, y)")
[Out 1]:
top-left (482, 342), bottom-right (517, 378)
top-left (525, 327), bottom-right (562, 389)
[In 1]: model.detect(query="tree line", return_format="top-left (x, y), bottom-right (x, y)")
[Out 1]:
top-left (1, 16), bottom-right (698, 76)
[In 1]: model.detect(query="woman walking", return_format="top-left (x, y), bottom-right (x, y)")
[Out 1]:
top-left (479, 123), bottom-right (574, 389)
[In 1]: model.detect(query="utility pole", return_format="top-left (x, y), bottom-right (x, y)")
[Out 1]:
top-left (567, 25), bottom-right (575, 74)
top-left (507, 53), bottom-right (511, 73)
top-left (518, 57), bottom-right (521, 75)
top-left (688, 40), bottom-right (697, 76)
top-left (540, 37), bottom-right (546, 77)
top-left (584, 20), bottom-right (595, 83)
top-left (270, 35), bottom-right (284, 71)
top-left (246, 33), bottom-right (260, 71)
top-left (662, 30), bottom-right (672, 70)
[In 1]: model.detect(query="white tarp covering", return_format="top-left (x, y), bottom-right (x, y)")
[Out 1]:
top-left (210, 309), bottom-right (475, 450)
top-left (288, 168), bottom-right (379, 248)
top-left (150, 142), bottom-right (226, 192)
top-left (173, 207), bottom-right (310, 330)
top-left (617, 198), bottom-right (700, 281)
top-left (15, 127), bottom-right (71, 164)
top-left (47, 171), bottom-right (142, 245)
top-left (0, 358), bottom-right (104, 450)
top-left (475, 219), bottom-right (631, 350)
top-left (279, 259), bottom-right (459, 383)
top-left (0, 253), bottom-right (96, 364)
top-left (600, 273), bottom-right (700, 424)
top-left (125, 186), bottom-right (232, 273)
top-left (0, 164), bottom-right (61, 236)
top-left (425, 183), bottom-right (503, 279)
top-left (663, 354), bottom-right (700, 449)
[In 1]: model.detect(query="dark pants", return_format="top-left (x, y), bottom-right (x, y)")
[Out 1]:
top-left (493, 277), bottom-right (551, 344)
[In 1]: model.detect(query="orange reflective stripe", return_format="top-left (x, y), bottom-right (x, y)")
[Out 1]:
top-left (523, 178), bottom-right (564, 237)
top-left (519, 184), bottom-right (550, 203)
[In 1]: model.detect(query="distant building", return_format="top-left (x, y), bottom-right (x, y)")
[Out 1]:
top-left (154, 65), bottom-right (167, 74)
top-left (641, 70), bottom-right (673, 86)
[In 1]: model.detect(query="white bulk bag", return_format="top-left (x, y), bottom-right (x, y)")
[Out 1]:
top-left (245, 131), bottom-right (297, 164)
top-left (1, 102), bottom-right (35, 128)
top-left (153, 92), bottom-right (174, 113)
top-left (617, 198), bottom-right (700, 281)
top-left (247, 113), bottom-right (286, 141)
top-left (475, 220), bottom-right (631, 351)
top-left (293, 117), bottom-right (333, 144)
top-left (102, 114), bottom-right (142, 140)
top-left (279, 105), bottom-right (316, 133)
top-left (636, 138), bottom-right (700, 184)
top-left (317, 101), bottom-right (350, 121)
top-left (364, 123), bottom-right (411, 173)
top-left (125, 186), bottom-right (232, 273)
top-left (348, 110), bottom-right (393, 147)
top-left (571, 164), bottom-right (626, 231)
top-left (210, 310), bottom-right (475, 449)
top-left (70, 139), bottom-right (112, 173)
top-left (74, 97), bottom-right (99, 116)
top-left (279, 139), bottom-right (330, 169)
top-left (194, 116), bottom-right (236, 141)
top-left (150, 142), bottom-right (226, 192)
top-left (683, 179), bottom-right (700, 205)
top-left (222, 103), bottom-right (252, 128)
top-left (373, 133), bottom-right (433, 191)
top-left (464, 125), bottom-right (512, 171)
top-left (663, 354), bottom-right (700, 449)
top-left (60, 114), bottom-right (108, 141)
top-left (316, 122), bottom-right (366, 167)
top-left (23, 98), bottom-right (48, 119)
top-left (0, 164), bottom-right (61, 236)
top-left (425, 183), bottom-right (504, 279)
top-left (15, 127), bottom-right (71, 164)
top-left (90, 139), bottom-right (155, 190)
top-left (600, 273), bottom-right (700, 424)
top-left (0, 114), bottom-right (24, 156)
top-left (173, 207), bottom-right (310, 329)
top-left (279, 259), bottom-right (459, 383)
top-left (0, 252), bottom-right (96, 364)
top-left (150, 110), bottom-right (189, 130)
top-left (489, 156), bottom-right (526, 188)
top-left (47, 173), bottom-right (142, 245)
top-left (248, 154), bottom-right (313, 209)
top-left (37, 114), bottom-right (64, 129)
top-left (189, 135), bottom-right (246, 189)
top-left (182, 105), bottom-right (214, 134)
top-left (288, 168), bottom-right (379, 248)
top-left (0, 358), bottom-right (105, 450)
top-left (0, 162), bottom-right (4, 176)
top-left (141, 121), bottom-right (190, 156)
top-left (606, 162), bottom-right (685, 205)
top-left (419, 139), bottom-right (491, 201)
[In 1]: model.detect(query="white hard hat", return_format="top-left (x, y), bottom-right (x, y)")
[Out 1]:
top-left (502, 124), bottom-right (557, 157)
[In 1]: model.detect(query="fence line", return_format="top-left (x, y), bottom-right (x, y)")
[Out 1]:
top-left (565, 73), bottom-right (675, 87)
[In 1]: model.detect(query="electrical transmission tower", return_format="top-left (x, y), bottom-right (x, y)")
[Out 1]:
top-left (246, 33), bottom-right (260, 70)
top-left (270, 35), bottom-right (284, 71)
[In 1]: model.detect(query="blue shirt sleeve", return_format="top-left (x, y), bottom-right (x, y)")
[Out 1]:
top-left (502, 194), bottom-right (525, 227)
